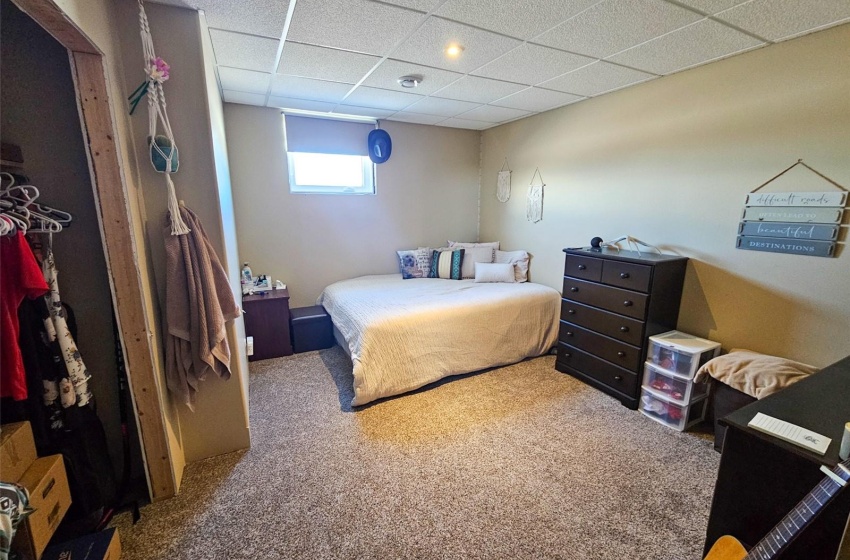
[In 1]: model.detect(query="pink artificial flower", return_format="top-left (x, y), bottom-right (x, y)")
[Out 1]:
top-left (147, 57), bottom-right (170, 82)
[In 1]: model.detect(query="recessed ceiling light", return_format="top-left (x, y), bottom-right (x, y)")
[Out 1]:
top-left (445, 43), bottom-right (464, 58)
top-left (397, 75), bottom-right (422, 89)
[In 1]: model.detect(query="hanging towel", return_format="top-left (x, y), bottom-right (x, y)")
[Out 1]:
top-left (164, 206), bottom-right (240, 410)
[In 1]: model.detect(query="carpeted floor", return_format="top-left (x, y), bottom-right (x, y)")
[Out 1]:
top-left (113, 346), bottom-right (720, 559)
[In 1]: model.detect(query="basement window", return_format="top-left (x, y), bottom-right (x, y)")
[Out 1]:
top-left (284, 114), bottom-right (376, 195)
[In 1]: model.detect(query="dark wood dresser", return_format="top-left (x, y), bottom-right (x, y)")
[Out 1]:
top-left (556, 247), bottom-right (688, 409)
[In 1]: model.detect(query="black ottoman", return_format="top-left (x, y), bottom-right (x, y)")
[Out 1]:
top-left (290, 305), bottom-right (334, 353)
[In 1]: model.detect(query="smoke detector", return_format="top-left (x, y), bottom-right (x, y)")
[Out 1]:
top-left (397, 75), bottom-right (422, 89)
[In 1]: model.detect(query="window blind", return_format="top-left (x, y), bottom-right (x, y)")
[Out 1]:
top-left (284, 114), bottom-right (374, 156)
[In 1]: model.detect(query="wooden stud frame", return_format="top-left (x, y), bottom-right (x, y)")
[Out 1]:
top-left (11, 0), bottom-right (177, 500)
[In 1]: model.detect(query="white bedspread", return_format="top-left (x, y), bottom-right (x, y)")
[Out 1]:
top-left (317, 274), bottom-right (560, 406)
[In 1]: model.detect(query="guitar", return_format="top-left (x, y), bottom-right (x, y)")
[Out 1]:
top-left (704, 456), bottom-right (850, 560)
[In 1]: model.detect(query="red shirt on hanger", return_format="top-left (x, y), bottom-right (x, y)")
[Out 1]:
top-left (1, 231), bottom-right (49, 400)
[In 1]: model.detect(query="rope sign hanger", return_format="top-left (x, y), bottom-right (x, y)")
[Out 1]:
top-left (130, 0), bottom-right (190, 235)
top-left (526, 167), bottom-right (544, 223)
top-left (497, 158), bottom-right (511, 203)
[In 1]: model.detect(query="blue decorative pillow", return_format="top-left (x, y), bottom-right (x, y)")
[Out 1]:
top-left (397, 248), bottom-right (433, 279)
top-left (429, 248), bottom-right (464, 280)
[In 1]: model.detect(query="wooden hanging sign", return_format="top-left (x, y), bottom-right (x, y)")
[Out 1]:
top-left (745, 191), bottom-right (847, 207)
top-left (738, 222), bottom-right (839, 241)
top-left (736, 236), bottom-right (835, 257)
top-left (741, 207), bottom-right (843, 224)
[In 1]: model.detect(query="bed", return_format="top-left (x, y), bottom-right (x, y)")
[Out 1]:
top-left (317, 274), bottom-right (561, 406)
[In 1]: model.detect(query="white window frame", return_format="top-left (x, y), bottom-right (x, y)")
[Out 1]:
top-left (286, 152), bottom-right (376, 195)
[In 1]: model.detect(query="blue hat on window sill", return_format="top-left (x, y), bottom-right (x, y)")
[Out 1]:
top-left (368, 128), bottom-right (392, 164)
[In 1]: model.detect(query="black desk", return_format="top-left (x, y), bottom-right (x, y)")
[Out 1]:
top-left (704, 355), bottom-right (850, 559)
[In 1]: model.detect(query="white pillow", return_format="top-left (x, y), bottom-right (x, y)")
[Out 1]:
top-left (448, 240), bottom-right (500, 250)
top-left (461, 246), bottom-right (495, 279)
top-left (495, 249), bottom-right (529, 283)
top-left (474, 262), bottom-right (516, 283)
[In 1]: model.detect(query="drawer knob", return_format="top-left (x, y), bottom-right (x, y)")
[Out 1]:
top-left (620, 272), bottom-right (630, 279)
top-left (614, 375), bottom-right (622, 381)
top-left (567, 309), bottom-right (576, 315)
top-left (617, 351), bottom-right (626, 357)
top-left (564, 352), bottom-right (572, 358)
top-left (566, 331), bottom-right (573, 337)
top-left (570, 287), bottom-right (579, 293)
top-left (619, 326), bottom-right (629, 332)
top-left (577, 264), bottom-right (587, 270)
top-left (623, 300), bottom-right (633, 307)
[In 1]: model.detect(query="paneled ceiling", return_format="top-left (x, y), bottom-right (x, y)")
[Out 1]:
top-left (151, 0), bottom-right (850, 129)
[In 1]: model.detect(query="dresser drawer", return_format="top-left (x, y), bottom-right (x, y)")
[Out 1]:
top-left (560, 299), bottom-right (645, 346)
top-left (556, 343), bottom-right (638, 396)
top-left (561, 277), bottom-right (648, 320)
top-left (601, 260), bottom-right (652, 292)
top-left (559, 321), bottom-right (642, 372)
top-left (564, 254), bottom-right (602, 282)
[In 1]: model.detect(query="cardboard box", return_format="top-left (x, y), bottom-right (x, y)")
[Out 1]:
top-left (12, 454), bottom-right (72, 560)
top-left (42, 528), bottom-right (122, 560)
top-left (1, 421), bottom-right (38, 483)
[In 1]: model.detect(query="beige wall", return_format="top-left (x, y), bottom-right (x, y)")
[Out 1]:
top-left (480, 23), bottom-right (850, 368)
top-left (225, 107), bottom-right (482, 308)
top-left (115, 2), bottom-right (250, 462)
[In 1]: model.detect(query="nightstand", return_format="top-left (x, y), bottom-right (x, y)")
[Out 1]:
top-left (242, 288), bottom-right (293, 361)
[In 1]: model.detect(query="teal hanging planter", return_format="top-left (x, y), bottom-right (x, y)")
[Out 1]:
top-left (149, 135), bottom-right (179, 173)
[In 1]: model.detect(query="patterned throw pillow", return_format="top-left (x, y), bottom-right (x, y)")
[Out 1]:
top-left (429, 248), bottom-right (464, 280)
top-left (397, 247), bottom-right (433, 279)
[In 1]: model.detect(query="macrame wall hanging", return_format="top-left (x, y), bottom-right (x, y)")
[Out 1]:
top-left (496, 158), bottom-right (511, 203)
top-left (129, 0), bottom-right (190, 235)
top-left (526, 167), bottom-right (545, 223)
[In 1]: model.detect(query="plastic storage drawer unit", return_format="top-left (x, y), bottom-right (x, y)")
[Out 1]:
top-left (640, 388), bottom-right (708, 431)
top-left (647, 330), bottom-right (721, 379)
top-left (642, 362), bottom-right (708, 405)
top-left (290, 305), bottom-right (334, 354)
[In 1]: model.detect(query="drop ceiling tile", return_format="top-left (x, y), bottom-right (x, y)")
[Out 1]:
top-left (277, 42), bottom-right (381, 83)
top-left (342, 86), bottom-right (424, 111)
top-left (391, 17), bottom-right (522, 73)
top-left (209, 29), bottom-right (280, 72)
top-left (457, 105), bottom-right (531, 123)
top-left (199, 0), bottom-right (290, 38)
top-left (491, 87), bottom-right (584, 112)
top-left (432, 75), bottom-right (526, 104)
top-left (538, 61), bottom-right (655, 97)
top-left (362, 60), bottom-right (463, 95)
top-left (403, 96), bottom-right (481, 117)
top-left (534, 0), bottom-right (702, 58)
top-left (715, 0), bottom-right (850, 41)
top-left (608, 19), bottom-right (764, 75)
top-left (287, 0), bottom-right (424, 56)
top-left (438, 118), bottom-right (493, 130)
top-left (674, 0), bottom-right (751, 14)
top-left (267, 96), bottom-right (336, 112)
top-left (333, 105), bottom-right (396, 119)
top-left (217, 67), bottom-right (271, 94)
top-left (222, 90), bottom-right (267, 105)
top-left (472, 43), bottom-right (595, 85)
top-left (436, 0), bottom-right (599, 41)
top-left (379, 0), bottom-right (440, 11)
top-left (387, 111), bottom-right (447, 125)
top-left (270, 75), bottom-right (353, 102)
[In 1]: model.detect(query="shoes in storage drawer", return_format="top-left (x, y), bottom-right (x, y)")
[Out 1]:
top-left (642, 362), bottom-right (708, 405)
top-left (647, 330), bottom-right (721, 379)
top-left (640, 388), bottom-right (708, 431)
